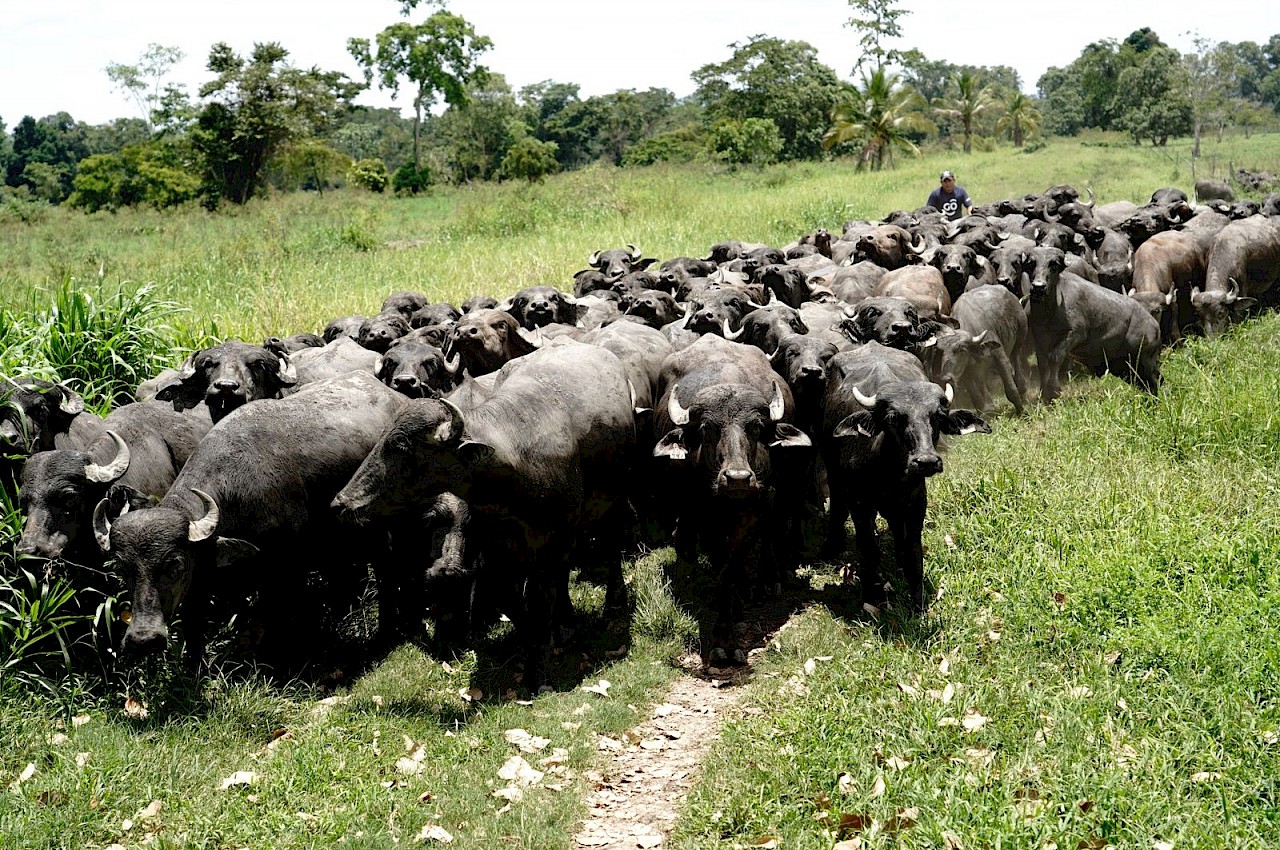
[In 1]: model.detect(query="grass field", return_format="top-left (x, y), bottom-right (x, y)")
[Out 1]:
top-left (3, 132), bottom-right (1280, 848)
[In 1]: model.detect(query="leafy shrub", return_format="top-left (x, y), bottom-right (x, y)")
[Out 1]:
top-left (622, 126), bottom-right (707, 167)
top-left (392, 162), bottom-right (432, 195)
top-left (709, 118), bottom-right (784, 167)
top-left (349, 158), bottom-right (390, 193)
top-left (1021, 139), bottom-right (1048, 154)
top-left (500, 137), bottom-right (559, 183)
top-left (68, 141), bottom-right (201, 212)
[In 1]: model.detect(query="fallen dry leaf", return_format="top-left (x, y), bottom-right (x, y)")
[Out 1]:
top-left (834, 840), bottom-right (863, 850)
top-left (1153, 842), bottom-right (1174, 850)
top-left (938, 716), bottom-right (960, 728)
top-left (961, 708), bottom-right (989, 732)
top-left (581, 680), bottom-right (612, 698)
top-left (572, 703), bottom-right (594, 716)
top-left (943, 830), bottom-right (964, 849)
top-left (838, 812), bottom-right (869, 833)
top-left (416, 823), bottom-right (454, 843)
top-left (1262, 730), bottom-right (1278, 745)
top-left (637, 833), bottom-right (663, 848)
top-left (885, 755), bottom-right (910, 771)
top-left (123, 697), bottom-right (149, 720)
top-left (1076, 838), bottom-right (1107, 850)
top-left (939, 656), bottom-right (951, 676)
top-left (869, 774), bottom-right (886, 799)
top-left (539, 748), bottom-right (570, 767)
top-left (11, 762), bottom-right (36, 788)
top-left (71, 713), bottom-right (91, 727)
top-left (48, 732), bottom-right (70, 746)
top-left (136, 799), bottom-right (162, 819)
top-left (504, 729), bottom-right (551, 753)
top-left (750, 837), bottom-right (778, 849)
top-left (218, 771), bottom-right (259, 790)
top-left (1190, 771), bottom-right (1221, 783)
top-left (1104, 651), bottom-right (1122, 666)
top-left (1068, 686), bottom-right (1093, 699)
top-left (498, 755), bottom-right (544, 787)
top-left (884, 806), bottom-right (919, 833)
top-left (458, 687), bottom-right (483, 702)
top-left (897, 681), bottom-right (921, 699)
top-left (837, 772), bottom-right (855, 795)
top-left (75, 753), bottom-right (90, 768)
top-left (493, 785), bottom-right (524, 802)
top-left (562, 721), bottom-right (582, 732)
top-left (963, 747), bottom-right (995, 768)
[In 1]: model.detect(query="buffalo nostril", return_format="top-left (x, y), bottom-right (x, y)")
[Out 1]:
top-left (393, 375), bottom-right (420, 388)
top-left (213, 379), bottom-right (239, 392)
top-left (468, 327), bottom-right (480, 336)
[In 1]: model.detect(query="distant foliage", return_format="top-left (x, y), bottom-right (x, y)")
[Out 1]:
top-left (68, 140), bottom-right (201, 211)
top-left (392, 162), bottom-right (431, 195)
top-left (621, 126), bottom-right (707, 167)
top-left (349, 158), bottom-right (390, 192)
top-left (500, 136), bottom-right (559, 183)
top-left (709, 118), bottom-right (784, 166)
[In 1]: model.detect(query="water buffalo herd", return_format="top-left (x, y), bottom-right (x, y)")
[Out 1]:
top-left (4, 181), bottom-right (1279, 692)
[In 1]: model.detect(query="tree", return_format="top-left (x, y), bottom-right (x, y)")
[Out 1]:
top-left (191, 42), bottom-right (360, 205)
top-left (1037, 67), bottom-right (1085, 135)
top-left (68, 139), bottom-right (200, 211)
top-left (433, 73), bottom-right (523, 182)
top-left (823, 66), bottom-right (932, 170)
top-left (5, 113), bottom-right (88, 201)
top-left (105, 43), bottom-right (185, 133)
top-left (499, 136), bottom-right (558, 182)
top-left (348, 12), bottom-right (492, 175)
top-left (1113, 47), bottom-right (1192, 145)
top-left (1182, 36), bottom-right (1232, 157)
top-left (709, 118), bottom-right (784, 166)
top-left (273, 140), bottom-right (352, 194)
top-left (693, 35), bottom-right (845, 161)
top-left (932, 70), bottom-right (1002, 153)
top-left (844, 0), bottom-right (911, 77)
top-left (995, 92), bottom-right (1042, 147)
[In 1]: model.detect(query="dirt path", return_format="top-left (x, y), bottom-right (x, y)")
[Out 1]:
top-left (573, 666), bottom-right (744, 849)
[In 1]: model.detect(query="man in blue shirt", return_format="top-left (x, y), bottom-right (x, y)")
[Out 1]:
top-left (927, 170), bottom-right (973, 220)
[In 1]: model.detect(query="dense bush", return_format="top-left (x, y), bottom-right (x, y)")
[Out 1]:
top-left (348, 157), bottom-right (390, 192)
top-left (392, 162), bottom-right (431, 195)
top-left (67, 140), bottom-right (201, 212)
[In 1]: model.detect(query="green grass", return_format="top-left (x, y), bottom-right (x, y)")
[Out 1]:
top-left (673, 316), bottom-right (1280, 849)
top-left (3, 132), bottom-right (1280, 848)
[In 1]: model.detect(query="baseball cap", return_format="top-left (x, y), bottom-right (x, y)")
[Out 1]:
top-left (940, 170), bottom-right (955, 181)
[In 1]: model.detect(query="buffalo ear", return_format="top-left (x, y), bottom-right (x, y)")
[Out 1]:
top-left (769, 422), bottom-right (812, 449)
top-left (943, 409), bottom-right (992, 436)
top-left (653, 428), bottom-right (688, 461)
top-left (1232, 297), bottom-right (1259, 314)
top-left (634, 257), bottom-right (658, 271)
top-left (215, 536), bottom-right (259, 568)
top-left (832, 411), bottom-right (875, 439)
top-left (458, 439), bottom-right (495, 467)
top-left (155, 379), bottom-right (204, 413)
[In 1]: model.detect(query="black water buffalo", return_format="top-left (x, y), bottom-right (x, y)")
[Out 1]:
top-left (155, 341), bottom-right (297, 424)
top-left (769, 333), bottom-right (838, 437)
top-left (323, 316), bottom-right (366, 344)
top-left (501, 286), bottom-right (584, 330)
top-left (94, 371), bottom-right (408, 664)
top-left (987, 244), bottom-right (1034, 296)
top-left (839, 296), bottom-right (941, 351)
top-left (461, 295), bottom-right (499, 314)
top-left (18, 401), bottom-right (212, 564)
top-left (921, 285), bottom-right (1029, 414)
top-left (381, 291), bottom-right (430, 318)
top-left (358, 312), bottom-right (412, 353)
top-left (620, 289), bottom-right (684, 329)
top-left (754, 264), bottom-right (814, 309)
top-left (736, 304), bottom-right (809, 354)
top-left (587, 245), bottom-right (657, 282)
top-left (820, 342), bottom-right (990, 610)
top-left (928, 244), bottom-right (991, 303)
top-left (1, 380), bottom-right (97, 462)
top-left (1190, 217), bottom-right (1280, 337)
top-left (1024, 247), bottom-right (1161, 401)
top-left (682, 288), bottom-right (756, 339)
top-left (333, 343), bottom-right (636, 692)
top-left (652, 335), bottom-right (810, 665)
top-left (409, 302), bottom-right (462, 329)
top-left (1194, 179), bottom-right (1235, 203)
top-left (373, 342), bottom-right (461, 398)
top-left (447, 309), bottom-right (542, 376)
top-left (264, 333), bottom-right (324, 356)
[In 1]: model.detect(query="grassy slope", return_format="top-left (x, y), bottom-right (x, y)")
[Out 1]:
top-left (3, 133), bottom-right (1280, 848)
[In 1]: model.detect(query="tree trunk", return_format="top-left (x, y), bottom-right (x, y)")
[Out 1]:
top-left (1013, 118), bottom-right (1023, 148)
top-left (413, 89), bottom-right (424, 172)
top-left (963, 117), bottom-right (972, 154)
top-left (1192, 117), bottom-right (1202, 158)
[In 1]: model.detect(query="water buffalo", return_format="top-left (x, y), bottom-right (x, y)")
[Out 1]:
top-left (153, 341), bottom-right (297, 424)
top-left (334, 343), bottom-right (636, 692)
top-left (447, 309), bottom-right (542, 377)
top-left (1190, 217), bottom-right (1280, 337)
top-left (373, 342), bottom-right (461, 398)
top-left (820, 341), bottom-right (989, 610)
top-left (920, 285), bottom-right (1029, 414)
top-left (501, 286), bottom-right (584, 330)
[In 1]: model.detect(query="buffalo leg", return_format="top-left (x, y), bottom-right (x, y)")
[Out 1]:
top-left (992, 350), bottom-right (1025, 414)
top-left (886, 492), bottom-right (928, 612)
top-left (850, 504), bottom-right (884, 604)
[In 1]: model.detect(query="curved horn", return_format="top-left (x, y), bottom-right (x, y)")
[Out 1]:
top-left (588, 250), bottom-right (602, 266)
top-left (442, 348), bottom-right (461, 376)
top-left (627, 243), bottom-right (641, 260)
top-left (722, 318), bottom-right (744, 341)
top-left (57, 386), bottom-right (85, 415)
top-left (1165, 289), bottom-right (1175, 305)
top-left (971, 329), bottom-right (989, 346)
top-left (1084, 188), bottom-right (1096, 210)
top-left (1227, 277), bottom-right (1241, 298)
top-left (439, 398), bottom-right (467, 443)
top-left (371, 355), bottom-right (385, 377)
top-left (852, 385), bottom-right (877, 408)
top-left (768, 380), bottom-right (786, 422)
top-left (92, 497), bottom-right (118, 552)
top-left (906, 231), bottom-right (928, 255)
top-left (187, 488), bottom-right (220, 543)
top-left (746, 299), bottom-right (768, 310)
top-left (177, 353), bottom-right (198, 380)
top-left (667, 383), bottom-right (690, 426)
top-left (84, 430), bottom-right (131, 484)
top-left (276, 352), bottom-right (297, 385)
top-left (944, 382), bottom-right (955, 404)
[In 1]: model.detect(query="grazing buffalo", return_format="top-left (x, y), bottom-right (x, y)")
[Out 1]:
top-left (1190, 217), bottom-right (1280, 337)
top-left (921, 285), bottom-right (1029, 414)
top-left (334, 344), bottom-right (636, 692)
top-left (1194, 179), bottom-right (1235, 203)
top-left (94, 372), bottom-right (408, 665)
top-left (821, 342), bottom-right (989, 610)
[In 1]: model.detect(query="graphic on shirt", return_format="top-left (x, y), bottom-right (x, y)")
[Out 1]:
top-left (941, 197), bottom-right (959, 217)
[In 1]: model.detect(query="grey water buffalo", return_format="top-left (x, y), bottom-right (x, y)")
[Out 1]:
top-left (409, 302), bottom-right (462, 329)
top-left (333, 343), bottom-right (636, 692)
top-left (620, 289), bottom-right (684, 329)
top-left (381, 291), bottom-right (430, 318)
top-left (154, 341), bottom-right (297, 424)
top-left (1194, 179), bottom-right (1235, 203)
top-left (921, 285), bottom-right (1029, 414)
top-left (461, 295), bottom-right (499, 314)
top-left (358, 312), bottom-right (412, 353)
top-left (874, 267), bottom-right (952, 320)
top-left (587, 245), bottom-right (657, 282)
top-left (447, 308), bottom-right (542, 376)
top-left (1, 380), bottom-right (96, 461)
top-left (373, 342), bottom-right (461, 398)
top-left (288, 337), bottom-right (380, 389)
top-left (501, 286), bottom-right (584, 329)
top-left (1024, 247), bottom-right (1162, 401)
top-left (1190, 217), bottom-right (1280, 337)
top-left (839, 296), bottom-right (942, 351)
top-left (264, 333), bottom-right (324, 356)
top-left (94, 371), bottom-right (408, 665)
top-left (323, 316), bottom-right (366, 344)
top-left (18, 401), bottom-right (212, 564)
top-left (820, 341), bottom-right (989, 610)
top-left (736, 304), bottom-right (809, 354)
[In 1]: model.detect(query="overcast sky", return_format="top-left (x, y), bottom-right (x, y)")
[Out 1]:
top-left (5, 1), bottom-right (1280, 127)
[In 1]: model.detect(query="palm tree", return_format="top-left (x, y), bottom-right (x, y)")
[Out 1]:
top-left (995, 92), bottom-right (1043, 147)
top-left (932, 70), bottom-right (1001, 154)
top-left (823, 66), bottom-right (933, 171)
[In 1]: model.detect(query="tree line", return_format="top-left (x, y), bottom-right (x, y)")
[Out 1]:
top-left (1, 1), bottom-right (1278, 214)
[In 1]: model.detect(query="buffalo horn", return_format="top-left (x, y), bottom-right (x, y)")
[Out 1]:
top-left (1164, 290), bottom-right (1175, 306)
top-left (439, 398), bottom-right (467, 443)
top-left (442, 348), bottom-right (461, 375)
top-left (1227, 278), bottom-right (1240, 300)
top-left (84, 430), bottom-right (131, 484)
top-left (722, 318), bottom-right (744, 341)
top-left (907, 232), bottom-right (927, 255)
top-left (187, 488), bottom-right (220, 543)
top-left (768, 381), bottom-right (785, 422)
top-left (276, 352), bottom-right (298, 385)
top-left (971, 329), bottom-right (989, 346)
top-left (91, 496), bottom-right (124, 553)
top-left (177, 354), bottom-right (198, 380)
top-left (57, 386), bottom-right (86, 415)
top-left (371, 355), bottom-right (385, 377)
top-left (627, 243), bottom-right (641, 260)
top-left (668, 384), bottom-right (691, 426)
top-left (852, 386), bottom-right (877, 408)
top-left (588, 250), bottom-right (602, 266)
top-left (944, 383), bottom-right (955, 404)
top-left (1084, 187), bottom-right (1096, 210)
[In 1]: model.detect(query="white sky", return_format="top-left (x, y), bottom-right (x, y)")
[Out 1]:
top-left (4, 1), bottom-right (1279, 127)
